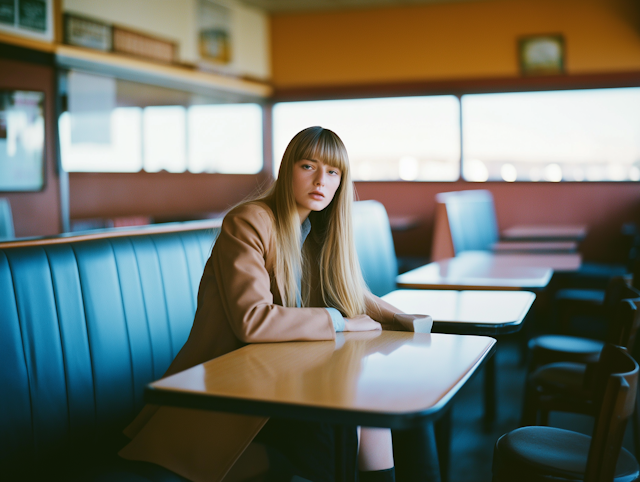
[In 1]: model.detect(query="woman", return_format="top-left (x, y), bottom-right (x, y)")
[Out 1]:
top-left (120, 126), bottom-right (428, 482)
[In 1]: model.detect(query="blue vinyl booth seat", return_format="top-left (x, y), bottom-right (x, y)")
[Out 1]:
top-left (0, 223), bottom-right (219, 481)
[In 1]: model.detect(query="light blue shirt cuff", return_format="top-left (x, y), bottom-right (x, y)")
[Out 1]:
top-left (325, 307), bottom-right (346, 332)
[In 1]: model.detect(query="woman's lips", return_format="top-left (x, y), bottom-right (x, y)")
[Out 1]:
top-left (309, 192), bottom-right (324, 200)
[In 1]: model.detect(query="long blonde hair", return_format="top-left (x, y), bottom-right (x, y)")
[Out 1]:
top-left (253, 126), bottom-right (368, 317)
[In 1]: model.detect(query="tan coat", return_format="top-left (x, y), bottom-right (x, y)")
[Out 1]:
top-left (119, 201), bottom-right (403, 482)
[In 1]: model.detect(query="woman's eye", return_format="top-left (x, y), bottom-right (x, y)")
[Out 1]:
top-left (302, 164), bottom-right (312, 170)
top-left (329, 169), bottom-right (340, 175)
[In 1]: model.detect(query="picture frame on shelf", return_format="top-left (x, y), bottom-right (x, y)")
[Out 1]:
top-left (0, 0), bottom-right (54, 42)
top-left (518, 34), bottom-right (565, 76)
top-left (112, 25), bottom-right (177, 64)
top-left (198, 0), bottom-right (232, 65)
top-left (64, 13), bottom-right (112, 51)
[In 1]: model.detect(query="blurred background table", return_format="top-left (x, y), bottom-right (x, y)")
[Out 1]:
top-left (383, 289), bottom-right (536, 336)
top-left (501, 225), bottom-right (588, 241)
top-left (397, 251), bottom-right (554, 291)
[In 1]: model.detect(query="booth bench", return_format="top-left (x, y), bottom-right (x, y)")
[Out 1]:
top-left (0, 221), bottom-right (220, 481)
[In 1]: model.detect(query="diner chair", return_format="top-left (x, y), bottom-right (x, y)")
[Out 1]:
top-left (522, 295), bottom-right (640, 428)
top-left (525, 277), bottom-right (640, 373)
top-left (557, 222), bottom-right (639, 291)
top-left (493, 343), bottom-right (639, 482)
top-left (0, 198), bottom-right (14, 241)
top-left (554, 258), bottom-right (640, 339)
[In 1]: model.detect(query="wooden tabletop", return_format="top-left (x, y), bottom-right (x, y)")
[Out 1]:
top-left (501, 224), bottom-right (587, 241)
top-left (382, 289), bottom-right (536, 335)
top-left (396, 251), bottom-right (553, 291)
top-left (145, 331), bottom-right (496, 429)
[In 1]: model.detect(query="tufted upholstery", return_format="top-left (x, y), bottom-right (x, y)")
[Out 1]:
top-left (0, 223), bottom-right (219, 480)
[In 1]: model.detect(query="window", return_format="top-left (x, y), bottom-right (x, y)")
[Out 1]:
top-left (60, 71), bottom-right (263, 174)
top-left (188, 104), bottom-right (263, 174)
top-left (273, 96), bottom-right (461, 181)
top-left (462, 88), bottom-right (640, 182)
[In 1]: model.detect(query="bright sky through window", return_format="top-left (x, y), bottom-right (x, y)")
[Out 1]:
top-left (273, 96), bottom-right (461, 181)
top-left (462, 88), bottom-right (640, 182)
top-left (188, 104), bottom-right (262, 174)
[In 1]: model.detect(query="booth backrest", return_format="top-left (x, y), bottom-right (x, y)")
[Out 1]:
top-left (433, 189), bottom-right (499, 255)
top-left (0, 222), bottom-right (219, 474)
top-left (353, 200), bottom-right (398, 297)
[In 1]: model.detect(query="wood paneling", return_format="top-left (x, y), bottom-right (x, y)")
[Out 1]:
top-left (69, 171), bottom-right (272, 220)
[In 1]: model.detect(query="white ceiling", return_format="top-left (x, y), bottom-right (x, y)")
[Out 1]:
top-left (239, 0), bottom-right (493, 14)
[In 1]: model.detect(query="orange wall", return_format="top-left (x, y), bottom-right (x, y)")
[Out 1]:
top-left (271, 0), bottom-right (640, 88)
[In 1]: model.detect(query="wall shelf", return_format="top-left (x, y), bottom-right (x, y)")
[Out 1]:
top-left (55, 45), bottom-right (272, 101)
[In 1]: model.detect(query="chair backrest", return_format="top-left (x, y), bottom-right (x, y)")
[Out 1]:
top-left (586, 344), bottom-right (639, 482)
top-left (352, 200), bottom-right (398, 297)
top-left (606, 297), bottom-right (640, 352)
top-left (0, 198), bottom-right (15, 241)
top-left (602, 278), bottom-right (640, 350)
top-left (434, 190), bottom-right (499, 255)
top-left (632, 258), bottom-right (640, 291)
top-left (603, 276), bottom-right (640, 308)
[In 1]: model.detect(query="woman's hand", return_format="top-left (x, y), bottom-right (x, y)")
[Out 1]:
top-left (344, 314), bottom-right (382, 332)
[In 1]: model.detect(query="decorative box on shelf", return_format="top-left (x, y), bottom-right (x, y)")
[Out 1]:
top-left (112, 26), bottom-right (177, 64)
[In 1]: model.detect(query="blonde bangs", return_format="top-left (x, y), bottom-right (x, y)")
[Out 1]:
top-left (299, 129), bottom-right (350, 175)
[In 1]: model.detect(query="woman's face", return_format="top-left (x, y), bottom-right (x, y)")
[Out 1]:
top-left (292, 158), bottom-right (342, 222)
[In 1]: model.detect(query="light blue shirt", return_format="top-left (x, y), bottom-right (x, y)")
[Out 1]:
top-left (299, 218), bottom-right (345, 333)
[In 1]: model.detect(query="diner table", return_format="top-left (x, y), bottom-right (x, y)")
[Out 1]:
top-left (397, 251), bottom-right (554, 291)
top-left (382, 288), bottom-right (536, 454)
top-left (382, 289), bottom-right (536, 336)
top-left (492, 240), bottom-right (578, 253)
top-left (491, 251), bottom-right (582, 272)
top-left (145, 331), bottom-right (496, 429)
top-left (145, 326), bottom-right (497, 482)
top-left (501, 224), bottom-right (588, 241)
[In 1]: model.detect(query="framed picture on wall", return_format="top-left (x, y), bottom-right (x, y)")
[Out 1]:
top-left (0, 90), bottom-right (45, 192)
top-left (518, 34), bottom-right (565, 75)
top-left (198, 0), bottom-right (232, 65)
top-left (0, 0), bottom-right (54, 42)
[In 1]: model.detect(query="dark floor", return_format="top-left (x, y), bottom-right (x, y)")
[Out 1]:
top-left (446, 337), bottom-right (636, 482)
